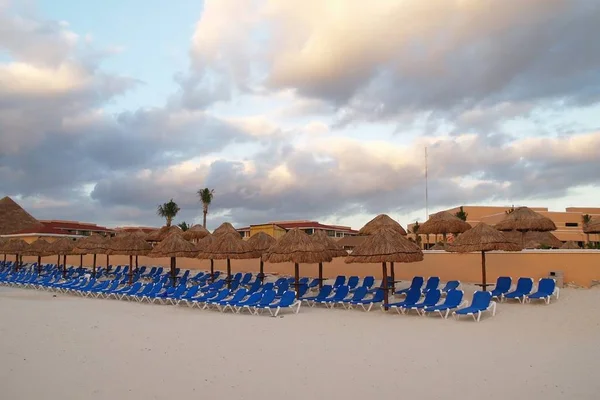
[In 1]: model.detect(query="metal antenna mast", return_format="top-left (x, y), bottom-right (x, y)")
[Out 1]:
top-left (425, 147), bottom-right (429, 220)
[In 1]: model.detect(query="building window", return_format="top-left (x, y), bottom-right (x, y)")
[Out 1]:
top-left (565, 222), bottom-right (578, 227)
top-left (326, 230), bottom-right (335, 237)
top-left (304, 228), bottom-right (314, 235)
top-left (336, 232), bottom-right (343, 238)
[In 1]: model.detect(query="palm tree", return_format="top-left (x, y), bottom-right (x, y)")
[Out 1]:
top-left (178, 221), bottom-right (190, 231)
top-left (583, 214), bottom-right (592, 243)
top-left (157, 199), bottom-right (180, 227)
top-left (411, 221), bottom-right (422, 247)
top-left (455, 206), bottom-right (468, 221)
top-left (198, 188), bottom-right (214, 228)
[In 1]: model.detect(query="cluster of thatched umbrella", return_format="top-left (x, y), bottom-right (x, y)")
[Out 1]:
top-left (419, 211), bottom-right (471, 243)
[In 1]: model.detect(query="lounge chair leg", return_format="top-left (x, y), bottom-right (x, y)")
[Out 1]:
top-left (295, 301), bottom-right (301, 314)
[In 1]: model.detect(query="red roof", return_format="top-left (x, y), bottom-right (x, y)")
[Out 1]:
top-left (238, 221), bottom-right (357, 233)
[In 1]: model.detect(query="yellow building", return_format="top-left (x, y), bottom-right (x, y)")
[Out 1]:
top-left (237, 220), bottom-right (358, 240)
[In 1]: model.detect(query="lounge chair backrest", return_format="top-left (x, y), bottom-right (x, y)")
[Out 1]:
top-left (495, 276), bottom-right (512, 292)
top-left (274, 277), bottom-right (287, 287)
top-left (230, 288), bottom-right (248, 302)
top-left (247, 280), bottom-right (262, 293)
top-left (409, 276), bottom-right (424, 289)
top-left (212, 289), bottom-right (231, 302)
top-left (185, 285), bottom-right (200, 298)
top-left (442, 280), bottom-right (460, 292)
top-left (316, 285), bottom-right (333, 299)
top-left (362, 276), bottom-right (375, 288)
top-left (471, 291), bottom-right (492, 309)
top-left (229, 280), bottom-right (240, 291)
top-left (296, 284), bottom-right (309, 298)
top-left (244, 292), bottom-right (263, 305)
top-left (404, 288), bottom-right (422, 304)
top-left (232, 272), bottom-right (243, 282)
top-left (258, 290), bottom-right (276, 306)
top-left (332, 286), bottom-right (349, 300)
top-left (422, 289), bottom-right (441, 305)
top-left (277, 291), bottom-right (296, 307)
top-left (347, 276), bottom-right (359, 289)
top-left (537, 278), bottom-right (555, 294)
top-left (444, 290), bottom-right (464, 307)
top-left (515, 277), bottom-right (534, 294)
top-left (351, 287), bottom-right (368, 301)
top-left (424, 276), bottom-right (440, 291)
top-left (241, 273), bottom-right (252, 284)
top-left (333, 275), bottom-right (346, 287)
top-left (371, 289), bottom-right (385, 302)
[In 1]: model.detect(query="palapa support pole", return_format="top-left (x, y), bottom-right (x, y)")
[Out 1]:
top-left (79, 254), bottom-right (83, 268)
top-left (210, 259), bottom-right (214, 282)
top-left (226, 258), bottom-right (232, 289)
top-left (128, 255), bottom-right (134, 285)
top-left (37, 256), bottom-right (42, 275)
top-left (382, 262), bottom-right (389, 310)
top-left (14, 254), bottom-right (18, 272)
top-left (57, 255), bottom-right (61, 275)
top-left (318, 262), bottom-right (323, 289)
top-left (106, 254), bottom-right (110, 273)
top-left (481, 251), bottom-right (487, 291)
top-left (92, 254), bottom-right (97, 278)
top-left (170, 257), bottom-right (177, 287)
top-left (390, 262), bottom-right (395, 292)
top-left (259, 259), bottom-right (265, 282)
top-left (63, 255), bottom-right (67, 277)
top-left (294, 262), bottom-right (300, 299)
top-left (20, 254), bottom-right (23, 271)
top-left (135, 256), bottom-right (139, 273)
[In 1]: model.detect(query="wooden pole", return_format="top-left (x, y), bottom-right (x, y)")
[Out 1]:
top-left (37, 256), bottom-right (42, 274)
top-left (481, 251), bottom-right (487, 291)
top-left (14, 254), bottom-right (18, 272)
top-left (390, 262), bottom-right (395, 292)
top-left (226, 258), bottom-right (232, 289)
top-left (135, 255), bottom-right (139, 273)
top-left (63, 255), bottom-right (67, 277)
top-left (79, 254), bottom-right (83, 268)
top-left (294, 262), bottom-right (300, 299)
top-left (128, 255), bottom-right (133, 285)
top-left (57, 254), bottom-right (61, 276)
top-left (106, 254), bottom-right (110, 273)
top-left (259, 259), bottom-right (264, 282)
top-left (92, 254), bottom-right (97, 278)
top-left (382, 262), bottom-right (389, 310)
top-left (210, 259), bottom-right (214, 282)
top-left (20, 254), bottom-right (23, 270)
top-left (318, 262), bottom-right (323, 289)
top-left (170, 257), bottom-right (177, 287)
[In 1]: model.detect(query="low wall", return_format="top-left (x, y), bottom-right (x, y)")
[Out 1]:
top-left (15, 250), bottom-right (600, 288)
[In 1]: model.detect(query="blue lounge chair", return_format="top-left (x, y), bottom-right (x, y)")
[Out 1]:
top-left (388, 288), bottom-right (422, 314)
top-left (200, 289), bottom-right (231, 309)
top-left (212, 289), bottom-right (248, 311)
top-left (395, 276), bottom-right (424, 296)
top-left (422, 290), bottom-right (465, 318)
top-left (351, 276), bottom-right (375, 292)
top-left (347, 276), bottom-right (359, 290)
top-left (234, 292), bottom-right (266, 314)
top-left (250, 290), bottom-right (277, 314)
top-left (301, 285), bottom-right (333, 306)
top-left (422, 276), bottom-right (440, 294)
top-left (107, 282), bottom-right (142, 300)
top-left (490, 276), bottom-right (512, 300)
top-left (526, 278), bottom-right (559, 304)
top-left (402, 289), bottom-right (442, 315)
top-left (167, 285), bottom-right (200, 305)
top-left (92, 280), bottom-right (120, 298)
top-left (338, 287), bottom-right (368, 309)
top-left (256, 291), bottom-right (301, 316)
top-left (332, 275), bottom-right (346, 288)
top-left (441, 280), bottom-right (461, 294)
top-left (453, 291), bottom-right (496, 322)
top-left (503, 277), bottom-right (534, 303)
top-left (315, 286), bottom-right (349, 308)
top-left (348, 289), bottom-right (385, 311)
top-left (180, 290), bottom-right (218, 308)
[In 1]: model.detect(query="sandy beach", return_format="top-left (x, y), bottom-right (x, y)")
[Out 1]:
top-left (1, 282), bottom-right (600, 400)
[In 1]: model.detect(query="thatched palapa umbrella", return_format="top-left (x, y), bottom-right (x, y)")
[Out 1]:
top-left (23, 239), bottom-right (52, 274)
top-left (430, 242), bottom-right (446, 250)
top-left (213, 222), bottom-right (238, 236)
top-left (49, 237), bottom-right (76, 277)
top-left (346, 228), bottom-right (423, 310)
top-left (583, 218), bottom-right (600, 234)
top-left (146, 226), bottom-right (182, 242)
top-left (311, 229), bottom-right (348, 288)
top-left (0, 237), bottom-right (7, 264)
top-left (198, 232), bottom-right (257, 288)
top-left (446, 223), bottom-right (521, 290)
top-left (182, 224), bottom-right (210, 242)
top-left (495, 207), bottom-right (556, 247)
top-left (107, 234), bottom-right (152, 285)
top-left (561, 241), bottom-right (581, 249)
top-left (74, 235), bottom-right (107, 277)
top-left (246, 232), bottom-right (276, 282)
top-left (3, 238), bottom-right (30, 271)
top-left (149, 233), bottom-right (198, 286)
top-left (419, 211), bottom-right (471, 243)
top-left (196, 234), bottom-right (217, 281)
top-left (503, 230), bottom-right (562, 249)
top-left (263, 228), bottom-right (333, 299)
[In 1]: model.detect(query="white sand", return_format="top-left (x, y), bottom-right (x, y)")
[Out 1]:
top-left (1, 284), bottom-right (600, 400)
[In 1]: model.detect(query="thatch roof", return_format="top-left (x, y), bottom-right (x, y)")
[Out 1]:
top-left (149, 233), bottom-right (198, 258)
top-left (74, 235), bottom-right (108, 254)
top-left (23, 239), bottom-right (52, 257)
top-left (561, 241), bottom-right (581, 249)
top-left (246, 232), bottom-right (276, 253)
top-left (430, 242), bottom-right (446, 250)
top-left (262, 228), bottom-right (333, 264)
top-left (503, 230), bottom-right (563, 248)
top-left (312, 230), bottom-right (348, 257)
top-left (145, 226), bottom-right (182, 242)
top-left (358, 214), bottom-right (407, 235)
top-left (107, 235), bottom-right (152, 256)
top-left (2, 238), bottom-right (30, 254)
top-left (336, 235), bottom-right (367, 248)
top-left (346, 227), bottom-right (423, 263)
top-left (48, 237), bottom-right (76, 255)
top-left (182, 224), bottom-right (210, 241)
top-left (446, 223), bottom-right (521, 253)
top-left (494, 207), bottom-right (556, 232)
top-left (195, 234), bottom-right (216, 259)
top-left (418, 211), bottom-right (471, 235)
top-left (0, 196), bottom-right (43, 235)
top-left (523, 240), bottom-right (543, 249)
top-left (213, 222), bottom-right (238, 236)
top-left (583, 217), bottom-right (600, 234)
top-left (198, 232), bottom-right (257, 260)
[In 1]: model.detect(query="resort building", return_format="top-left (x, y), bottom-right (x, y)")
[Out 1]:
top-left (237, 220), bottom-right (358, 240)
top-left (0, 196), bottom-right (114, 242)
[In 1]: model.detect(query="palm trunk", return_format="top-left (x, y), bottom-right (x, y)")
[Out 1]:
top-left (203, 210), bottom-right (207, 228)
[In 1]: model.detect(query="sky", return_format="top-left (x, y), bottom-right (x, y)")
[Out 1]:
top-left (1, 0), bottom-right (599, 231)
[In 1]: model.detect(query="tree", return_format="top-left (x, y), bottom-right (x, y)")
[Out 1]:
top-left (455, 206), bottom-right (468, 221)
top-left (197, 188), bottom-right (214, 228)
top-left (411, 221), bottom-right (422, 246)
top-left (583, 214), bottom-right (592, 243)
top-left (156, 199), bottom-right (180, 227)
top-left (178, 221), bottom-right (190, 231)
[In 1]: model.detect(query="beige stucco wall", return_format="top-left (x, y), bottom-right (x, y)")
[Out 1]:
top-left (15, 250), bottom-right (600, 288)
